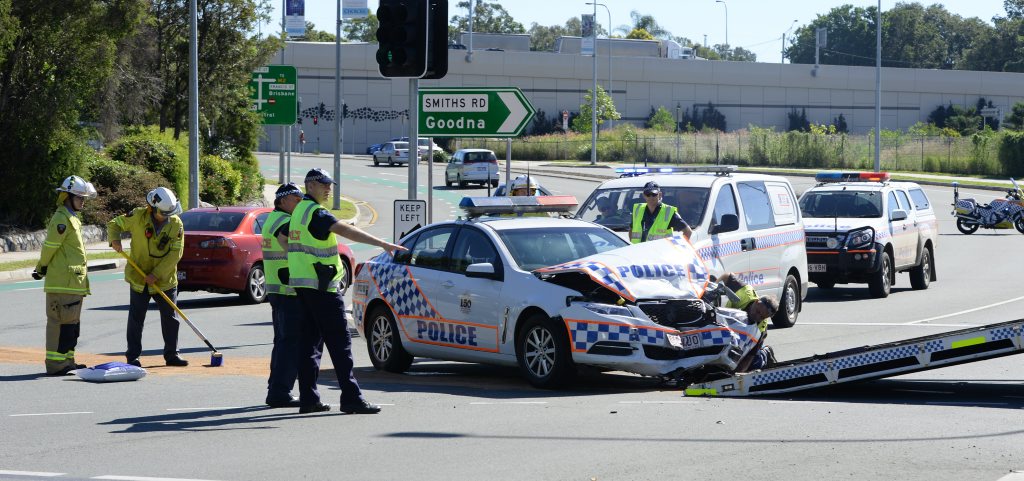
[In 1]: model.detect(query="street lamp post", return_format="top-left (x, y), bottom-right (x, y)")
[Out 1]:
top-left (587, 2), bottom-right (612, 129)
top-left (675, 102), bottom-right (681, 162)
top-left (715, 0), bottom-right (728, 52)
top-left (590, 2), bottom-right (597, 165)
top-left (874, 0), bottom-right (881, 172)
top-left (781, 19), bottom-right (797, 64)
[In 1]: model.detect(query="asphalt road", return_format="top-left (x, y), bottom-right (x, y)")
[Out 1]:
top-left (1, 156), bottom-right (1022, 481)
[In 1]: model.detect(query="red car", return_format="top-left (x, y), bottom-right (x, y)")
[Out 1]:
top-left (178, 206), bottom-right (356, 303)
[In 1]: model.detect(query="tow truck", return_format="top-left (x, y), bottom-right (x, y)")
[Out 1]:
top-left (684, 318), bottom-right (1024, 397)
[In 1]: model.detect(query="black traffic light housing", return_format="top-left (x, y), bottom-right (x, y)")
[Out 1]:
top-left (376, 0), bottom-right (447, 79)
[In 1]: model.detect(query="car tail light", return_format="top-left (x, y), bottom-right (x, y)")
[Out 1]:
top-left (354, 262), bottom-right (365, 277)
top-left (199, 237), bottom-right (236, 248)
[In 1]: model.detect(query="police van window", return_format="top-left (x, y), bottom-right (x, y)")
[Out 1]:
top-left (737, 181), bottom-right (776, 231)
top-left (908, 188), bottom-right (930, 210)
top-left (252, 212), bottom-right (269, 235)
top-left (887, 192), bottom-right (901, 218)
top-left (450, 228), bottom-right (499, 275)
top-left (896, 190), bottom-right (913, 211)
top-left (408, 226), bottom-right (455, 271)
top-left (711, 185), bottom-right (739, 228)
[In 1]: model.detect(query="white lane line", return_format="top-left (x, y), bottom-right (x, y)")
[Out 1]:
top-left (618, 400), bottom-right (699, 404)
top-left (906, 295), bottom-right (1024, 325)
top-left (925, 402), bottom-right (1008, 407)
top-left (766, 400), bottom-right (848, 405)
top-left (93, 476), bottom-right (225, 481)
top-left (9, 411), bottom-right (93, 417)
top-left (378, 172), bottom-right (403, 177)
top-left (799, 322), bottom-right (973, 327)
top-left (0, 471), bottom-right (65, 477)
top-left (164, 407), bottom-right (241, 411)
top-left (468, 401), bottom-right (548, 405)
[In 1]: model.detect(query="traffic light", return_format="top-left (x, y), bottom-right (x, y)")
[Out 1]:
top-left (313, 116), bottom-right (318, 125)
top-left (375, 0), bottom-right (428, 78)
top-left (422, 0), bottom-right (448, 80)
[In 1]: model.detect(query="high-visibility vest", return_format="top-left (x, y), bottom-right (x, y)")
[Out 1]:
top-left (261, 210), bottom-right (295, 296)
top-left (630, 203), bottom-right (678, 243)
top-left (287, 199), bottom-right (344, 292)
top-left (37, 207), bottom-right (90, 295)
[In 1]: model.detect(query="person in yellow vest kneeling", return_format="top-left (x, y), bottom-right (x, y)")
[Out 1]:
top-left (36, 176), bottom-right (97, 376)
top-left (290, 168), bottom-right (406, 415)
top-left (630, 181), bottom-right (692, 243)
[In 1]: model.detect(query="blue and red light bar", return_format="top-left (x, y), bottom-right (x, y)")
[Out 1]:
top-left (815, 171), bottom-right (891, 183)
top-left (459, 195), bottom-right (578, 217)
top-left (615, 165), bottom-right (737, 177)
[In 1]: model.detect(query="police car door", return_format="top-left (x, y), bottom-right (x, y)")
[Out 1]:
top-left (698, 183), bottom-right (749, 283)
top-left (401, 226), bottom-right (457, 358)
top-left (428, 226), bottom-right (504, 362)
top-left (888, 189), bottom-right (915, 268)
top-left (735, 181), bottom-right (784, 292)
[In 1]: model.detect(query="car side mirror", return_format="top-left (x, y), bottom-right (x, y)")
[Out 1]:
top-left (890, 209), bottom-right (908, 222)
top-left (465, 262), bottom-right (498, 279)
top-left (710, 214), bottom-right (739, 234)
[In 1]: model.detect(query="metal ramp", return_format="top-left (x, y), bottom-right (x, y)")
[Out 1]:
top-left (684, 319), bottom-right (1024, 397)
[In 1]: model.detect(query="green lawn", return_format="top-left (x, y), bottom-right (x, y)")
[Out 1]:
top-left (0, 251), bottom-right (123, 273)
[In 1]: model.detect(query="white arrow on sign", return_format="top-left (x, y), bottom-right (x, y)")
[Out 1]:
top-left (497, 91), bottom-right (528, 134)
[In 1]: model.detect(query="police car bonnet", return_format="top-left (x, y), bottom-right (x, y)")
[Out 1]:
top-left (536, 236), bottom-right (709, 302)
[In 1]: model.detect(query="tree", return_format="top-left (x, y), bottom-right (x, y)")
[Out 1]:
top-left (528, 16), bottom-right (602, 52)
top-left (616, 10), bottom-right (670, 39)
top-left (1004, 101), bottom-right (1024, 131)
top-left (304, 21), bottom-right (336, 42)
top-left (786, 5), bottom-right (879, 67)
top-left (342, 12), bottom-right (378, 43)
top-left (646, 106), bottom-right (675, 132)
top-left (625, 28), bottom-right (654, 40)
top-left (571, 85), bottom-right (620, 133)
top-left (787, 108), bottom-right (810, 132)
top-left (448, 1), bottom-right (525, 44)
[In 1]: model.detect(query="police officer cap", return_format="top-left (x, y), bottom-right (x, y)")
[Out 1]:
top-left (304, 168), bottom-right (336, 185)
top-left (643, 181), bottom-right (660, 195)
top-left (275, 182), bottom-right (302, 198)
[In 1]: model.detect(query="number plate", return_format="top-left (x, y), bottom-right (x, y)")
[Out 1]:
top-left (668, 333), bottom-right (702, 349)
top-left (177, 271), bottom-right (186, 281)
top-left (808, 264), bottom-right (827, 273)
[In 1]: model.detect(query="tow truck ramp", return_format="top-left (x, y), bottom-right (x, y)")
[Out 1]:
top-left (684, 319), bottom-right (1024, 397)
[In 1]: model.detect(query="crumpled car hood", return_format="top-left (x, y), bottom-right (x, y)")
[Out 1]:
top-left (535, 235), bottom-right (709, 302)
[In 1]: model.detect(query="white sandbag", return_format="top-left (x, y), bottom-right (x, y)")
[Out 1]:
top-left (75, 361), bottom-right (146, 382)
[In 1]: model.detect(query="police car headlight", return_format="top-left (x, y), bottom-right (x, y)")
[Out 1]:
top-left (581, 302), bottom-right (632, 317)
top-left (845, 227), bottom-right (874, 249)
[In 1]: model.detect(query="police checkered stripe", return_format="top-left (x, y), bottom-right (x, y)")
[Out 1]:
top-left (636, 328), bottom-right (665, 344)
top-left (755, 229), bottom-right (804, 249)
top-left (991, 325), bottom-right (1018, 342)
top-left (699, 327), bottom-right (756, 350)
top-left (263, 252), bottom-right (287, 261)
top-left (352, 303), bottom-right (365, 322)
top-left (540, 260), bottom-right (630, 297)
top-left (955, 199), bottom-right (974, 210)
top-left (368, 262), bottom-right (438, 319)
top-left (570, 321), bottom-right (631, 351)
top-left (288, 244), bottom-right (338, 258)
top-left (751, 362), bottom-right (830, 386)
top-left (832, 345), bottom-right (919, 370)
top-left (697, 241), bottom-right (742, 261)
top-left (874, 229), bottom-right (892, 242)
top-left (923, 339), bottom-right (945, 353)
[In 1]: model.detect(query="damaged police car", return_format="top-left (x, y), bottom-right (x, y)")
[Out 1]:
top-left (352, 196), bottom-right (767, 388)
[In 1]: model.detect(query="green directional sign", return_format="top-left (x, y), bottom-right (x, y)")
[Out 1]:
top-left (418, 87), bottom-right (535, 137)
top-left (249, 65), bottom-right (297, 125)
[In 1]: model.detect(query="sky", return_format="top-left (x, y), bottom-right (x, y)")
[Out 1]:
top-left (260, 0), bottom-right (1010, 63)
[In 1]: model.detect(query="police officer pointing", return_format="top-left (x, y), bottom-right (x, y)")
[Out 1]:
top-left (289, 168), bottom-right (405, 414)
top-left (630, 181), bottom-right (692, 242)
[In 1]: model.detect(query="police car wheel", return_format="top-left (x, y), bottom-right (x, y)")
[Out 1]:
top-left (1014, 216), bottom-right (1024, 234)
top-left (909, 247), bottom-right (931, 290)
top-left (366, 306), bottom-right (412, 373)
top-left (771, 274), bottom-right (799, 328)
top-left (516, 314), bottom-right (575, 389)
top-left (868, 252), bottom-right (892, 298)
top-left (241, 263), bottom-right (267, 304)
top-left (956, 219), bottom-right (978, 234)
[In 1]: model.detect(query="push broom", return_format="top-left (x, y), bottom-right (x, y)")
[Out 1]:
top-left (118, 251), bottom-right (223, 367)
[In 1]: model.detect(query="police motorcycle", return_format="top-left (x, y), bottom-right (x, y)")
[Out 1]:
top-left (951, 178), bottom-right (1024, 234)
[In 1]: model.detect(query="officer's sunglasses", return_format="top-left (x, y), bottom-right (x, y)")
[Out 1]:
top-left (643, 192), bottom-right (659, 197)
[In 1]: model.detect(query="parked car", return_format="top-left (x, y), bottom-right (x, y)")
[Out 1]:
top-left (366, 136), bottom-right (404, 155)
top-left (574, 165), bottom-right (808, 328)
top-left (178, 207), bottom-right (356, 304)
top-left (446, 149), bottom-right (500, 187)
top-left (373, 141), bottom-right (411, 166)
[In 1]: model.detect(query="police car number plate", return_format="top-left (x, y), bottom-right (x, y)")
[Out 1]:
top-left (668, 333), bottom-right (701, 349)
top-left (808, 264), bottom-right (826, 273)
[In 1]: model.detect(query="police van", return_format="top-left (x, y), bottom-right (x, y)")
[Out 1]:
top-left (798, 172), bottom-right (937, 298)
top-left (575, 166), bottom-right (807, 328)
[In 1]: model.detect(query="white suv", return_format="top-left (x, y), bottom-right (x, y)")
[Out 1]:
top-left (798, 172), bottom-right (937, 298)
top-left (575, 166), bottom-right (808, 328)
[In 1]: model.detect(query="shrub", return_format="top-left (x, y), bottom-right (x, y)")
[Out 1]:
top-left (82, 157), bottom-right (168, 225)
top-left (998, 131), bottom-right (1024, 177)
top-left (646, 106), bottom-right (675, 132)
top-left (106, 127), bottom-right (189, 209)
top-left (431, 149), bottom-right (449, 163)
top-left (200, 155), bottom-right (243, 206)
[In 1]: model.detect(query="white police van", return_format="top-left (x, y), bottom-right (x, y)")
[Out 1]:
top-left (575, 166), bottom-right (807, 328)
top-left (799, 172), bottom-right (937, 298)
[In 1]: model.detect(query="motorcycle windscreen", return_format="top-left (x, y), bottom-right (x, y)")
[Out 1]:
top-left (535, 235), bottom-right (709, 302)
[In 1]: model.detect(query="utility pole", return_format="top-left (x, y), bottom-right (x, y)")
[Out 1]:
top-left (187, 0), bottom-right (199, 209)
top-left (874, 0), bottom-right (882, 172)
top-left (590, 3), bottom-right (598, 166)
top-left (333, 0), bottom-right (342, 209)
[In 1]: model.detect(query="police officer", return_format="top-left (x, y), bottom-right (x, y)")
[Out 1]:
top-left (262, 183), bottom-right (306, 408)
top-left (630, 181), bottom-right (692, 242)
top-left (290, 168), bottom-right (405, 414)
top-left (36, 176), bottom-right (97, 375)
top-left (108, 187), bottom-right (187, 367)
top-left (718, 272), bottom-right (779, 370)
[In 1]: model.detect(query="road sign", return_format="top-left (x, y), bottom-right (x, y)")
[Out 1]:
top-left (249, 65), bottom-right (297, 125)
top-left (980, 107), bottom-right (999, 117)
top-left (342, 0), bottom-right (369, 19)
top-left (394, 199), bottom-right (426, 241)
top-left (419, 87), bottom-right (535, 137)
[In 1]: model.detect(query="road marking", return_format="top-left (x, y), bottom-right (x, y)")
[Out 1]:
top-left (0, 471), bottom-right (65, 477)
top-left (9, 411), bottom-right (93, 417)
top-left (799, 322), bottom-right (973, 327)
top-left (906, 295), bottom-right (1024, 325)
top-left (618, 400), bottom-right (699, 404)
top-left (93, 476), bottom-right (225, 481)
top-left (468, 401), bottom-right (548, 405)
top-left (924, 402), bottom-right (1008, 407)
top-left (165, 407), bottom-right (242, 411)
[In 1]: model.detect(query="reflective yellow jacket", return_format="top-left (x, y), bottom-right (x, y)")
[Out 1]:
top-left (36, 206), bottom-right (90, 296)
top-left (107, 207), bottom-right (184, 293)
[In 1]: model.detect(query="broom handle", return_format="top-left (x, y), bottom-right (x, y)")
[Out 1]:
top-left (117, 250), bottom-right (218, 353)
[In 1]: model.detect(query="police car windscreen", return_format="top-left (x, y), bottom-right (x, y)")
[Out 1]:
top-left (577, 187), bottom-right (710, 229)
top-left (799, 191), bottom-right (882, 218)
top-left (497, 227), bottom-right (628, 271)
top-left (180, 211), bottom-right (245, 232)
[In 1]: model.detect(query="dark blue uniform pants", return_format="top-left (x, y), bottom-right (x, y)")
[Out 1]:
top-left (267, 293), bottom-right (304, 403)
top-left (295, 288), bottom-right (364, 406)
top-left (125, 287), bottom-right (181, 361)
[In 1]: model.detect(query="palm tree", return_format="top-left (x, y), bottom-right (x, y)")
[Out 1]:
top-left (616, 10), bottom-right (671, 39)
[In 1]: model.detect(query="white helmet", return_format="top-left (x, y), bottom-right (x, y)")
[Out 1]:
top-left (147, 187), bottom-right (182, 216)
top-left (510, 175), bottom-right (539, 193)
top-left (56, 175), bottom-right (97, 199)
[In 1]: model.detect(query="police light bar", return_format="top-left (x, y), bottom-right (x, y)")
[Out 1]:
top-left (815, 171), bottom-right (891, 183)
top-left (459, 195), bottom-right (578, 217)
top-left (615, 165), bottom-right (737, 177)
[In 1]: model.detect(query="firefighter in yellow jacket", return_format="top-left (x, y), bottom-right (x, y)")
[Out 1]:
top-left (107, 187), bottom-right (187, 367)
top-left (36, 176), bottom-right (97, 375)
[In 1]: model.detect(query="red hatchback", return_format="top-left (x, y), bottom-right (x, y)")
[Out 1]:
top-left (178, 207), bottom-right (356, 303)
